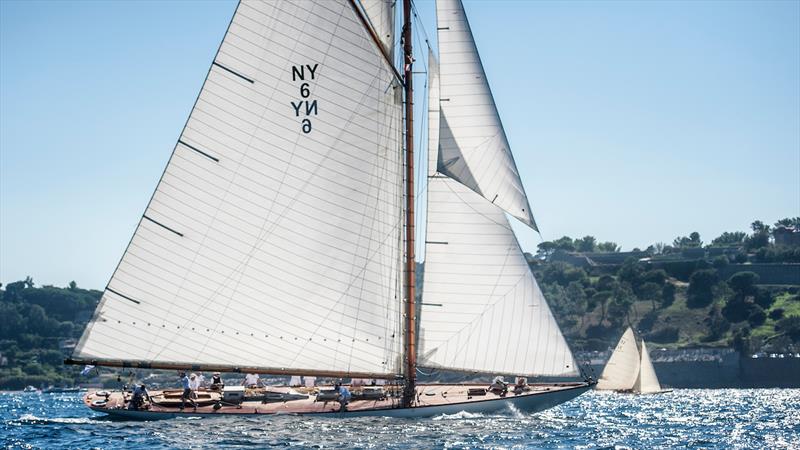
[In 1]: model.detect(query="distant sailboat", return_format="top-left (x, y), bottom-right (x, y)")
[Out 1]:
top-left (596, 327), bottom-right (670, 394)
top-left (66, 0), bottom-right (593, 418)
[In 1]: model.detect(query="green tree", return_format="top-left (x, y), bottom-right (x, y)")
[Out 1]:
top-left (711, 231), bottom-right (747, 247)
top-left (536, 241), bottom-right (557, 260)
top-left (776, 217), bottom-right (800, 228)
top-left (673, 232), bottom-right (702, 248)
top-left (687, 269), bottom-right (718, 308)
top-left (638, 282), bottom-right (663, 311)
top-left (596, 241), bottom-right (619, 252)
top-left (575, 236), bottom-right (596, 252)
top-left (727, 272), bottom-right (759, 297)
top-left (661, 283), bottom-right (676, 307)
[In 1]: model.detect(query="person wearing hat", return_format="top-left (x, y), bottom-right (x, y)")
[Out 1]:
top-left (189, 373), bottom-right (200, 399)
top-left (210, 372), bottom-right (224, 391)
top-left (333, 381), bottom-right (351, 412)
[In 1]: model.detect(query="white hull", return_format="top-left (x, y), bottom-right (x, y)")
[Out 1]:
top-left (90, 383), bottom-right (591, 420)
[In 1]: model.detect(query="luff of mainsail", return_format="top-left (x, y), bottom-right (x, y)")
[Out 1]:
top-left (597, 327), bottom-right (640, 390)
top-left (435, 0), bottom-right (537, 230)
top-left (70, 0), bottom-right (405, 378)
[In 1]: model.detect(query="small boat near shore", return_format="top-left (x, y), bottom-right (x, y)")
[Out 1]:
top-left (596, 327), bottom-right (672, 395)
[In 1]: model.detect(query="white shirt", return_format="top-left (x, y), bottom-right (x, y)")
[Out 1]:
top-left (244, 373), bottom-right (260, 387)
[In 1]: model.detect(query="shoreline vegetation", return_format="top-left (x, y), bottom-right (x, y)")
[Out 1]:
top-left (1, 218), bottom-right (798, 390)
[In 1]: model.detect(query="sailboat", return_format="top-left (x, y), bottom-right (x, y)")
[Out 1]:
top-left (596, 327), bottom-right (670, 394)
top-left (66, 0), bottom-right (593, 419)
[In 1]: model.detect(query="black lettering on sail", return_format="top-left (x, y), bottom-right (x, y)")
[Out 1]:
top-left (291, 64), bottom-right (319, 132)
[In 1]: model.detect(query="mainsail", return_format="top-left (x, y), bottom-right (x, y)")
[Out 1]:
top-left (435, 0), bottom-right (537, 229)
top-left (597, 327), bottom-right (641, 391)
top-left (419, 6), bottom-right (577, 377)
top-left (72, 0), bottom-right (404, 377)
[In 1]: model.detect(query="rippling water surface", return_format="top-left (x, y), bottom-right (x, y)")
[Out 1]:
top-left (2, 389), bottom-right (798, 449)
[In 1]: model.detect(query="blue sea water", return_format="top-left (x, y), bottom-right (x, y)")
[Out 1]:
top-left (1, 389), bottom-right (798, 449)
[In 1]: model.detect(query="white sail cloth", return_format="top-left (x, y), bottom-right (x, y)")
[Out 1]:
top-left (73, 0), bottom-right (404, 376)
top-left (360, 0), bottom-right (395, 55)
top-left (419, 177), bottom-right (578, 377)
top-left (597, 328), bottom-right (641, 390)
top-left (635, 340), bottom-right (662, 394)
top-left (435, 0), bottom-right (537, 230)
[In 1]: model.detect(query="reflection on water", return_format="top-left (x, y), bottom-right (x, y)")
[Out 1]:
top-left (2, 389), bottom-right (798, 449)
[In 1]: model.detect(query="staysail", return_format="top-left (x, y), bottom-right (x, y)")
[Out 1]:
top-left (597, 327), bottom-right (640, 390)
top-left (635, 340), bottom-right (662, 394)
top-left (435, 0), bottom-right (537, 229)
top-left (419, 178), bottom-right (577, 376)
top-left (72, 0), bottom-right (404, 377)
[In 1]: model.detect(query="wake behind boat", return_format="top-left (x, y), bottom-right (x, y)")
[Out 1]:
top-left (66, 0), bottom-right (593, 418)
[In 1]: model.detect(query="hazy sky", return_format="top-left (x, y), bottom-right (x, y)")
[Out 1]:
top-left (1, 0), bottom-right (798, 289)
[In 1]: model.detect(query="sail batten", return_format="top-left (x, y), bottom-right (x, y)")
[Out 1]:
top-left (73, 0), bottom-right (404, 376)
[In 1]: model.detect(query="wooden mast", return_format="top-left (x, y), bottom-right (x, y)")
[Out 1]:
top-left (402, 0), bottom-right (417, 407)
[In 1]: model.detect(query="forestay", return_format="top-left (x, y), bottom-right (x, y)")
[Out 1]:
top-left (597, 328), bottom-right (640, 390)
top-left (435, 0), bottom-right (537, 230)
top-left (73, 0), bottom-right (404, 377)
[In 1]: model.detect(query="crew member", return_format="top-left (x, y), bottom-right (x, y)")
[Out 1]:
top-left (334, 382), bottom-right (351, 412)
top-left (210, 372), bottom-right (224, 390)
top-left (243, 373), bottom-right (260, 388)
top-left (128, 384), bottom-right (151, 410)
top-left (489, 376), bottom-right (508, 396)
top-left (179, 372), bottom-right (195, 411)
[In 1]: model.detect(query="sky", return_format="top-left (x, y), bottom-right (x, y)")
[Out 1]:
top-left (1, 0), bottom-right (798, 290)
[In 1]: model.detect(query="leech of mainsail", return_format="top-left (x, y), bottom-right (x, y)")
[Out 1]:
top-left (70, 0), bottom-right (405, 378)
top-left (435, 0), bottom-right (538, 230)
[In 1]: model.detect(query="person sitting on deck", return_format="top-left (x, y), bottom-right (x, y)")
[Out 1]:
top-left (179, 372), bottom-right (195, 411)
top-left (488, 376), bottom-right (508, 396)
top-left (513, 377), bottom-right (530, 395)
top-left (243, 373), bottom-right (260, 388)
top-left (334, 382), bottom-right (351, 412)
top-left (128, 384), bottom-right (151, 410)
top-left (210, 372), bottom-right (224, 390)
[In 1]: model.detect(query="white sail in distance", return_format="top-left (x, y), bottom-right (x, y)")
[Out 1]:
top-left (597, 327), bottom-right (641, 390)
top-left (435, 0), bottom-right (537, 230)
top-left (73, 0), bottom-right (404, 377)
top-left (635, 340), bottom-right (662, 394)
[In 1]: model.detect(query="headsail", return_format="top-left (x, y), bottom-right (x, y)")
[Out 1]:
top-left (72, 0), bottom-right (404, 377)
top-left (436, 0), bottom-right (537, 230)
top-left (597, 327), bottom-right (640, 390)
top-left (635, 340), bottom-right (662, 394)
top-left (419, 178), bottom-right (577, 376)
